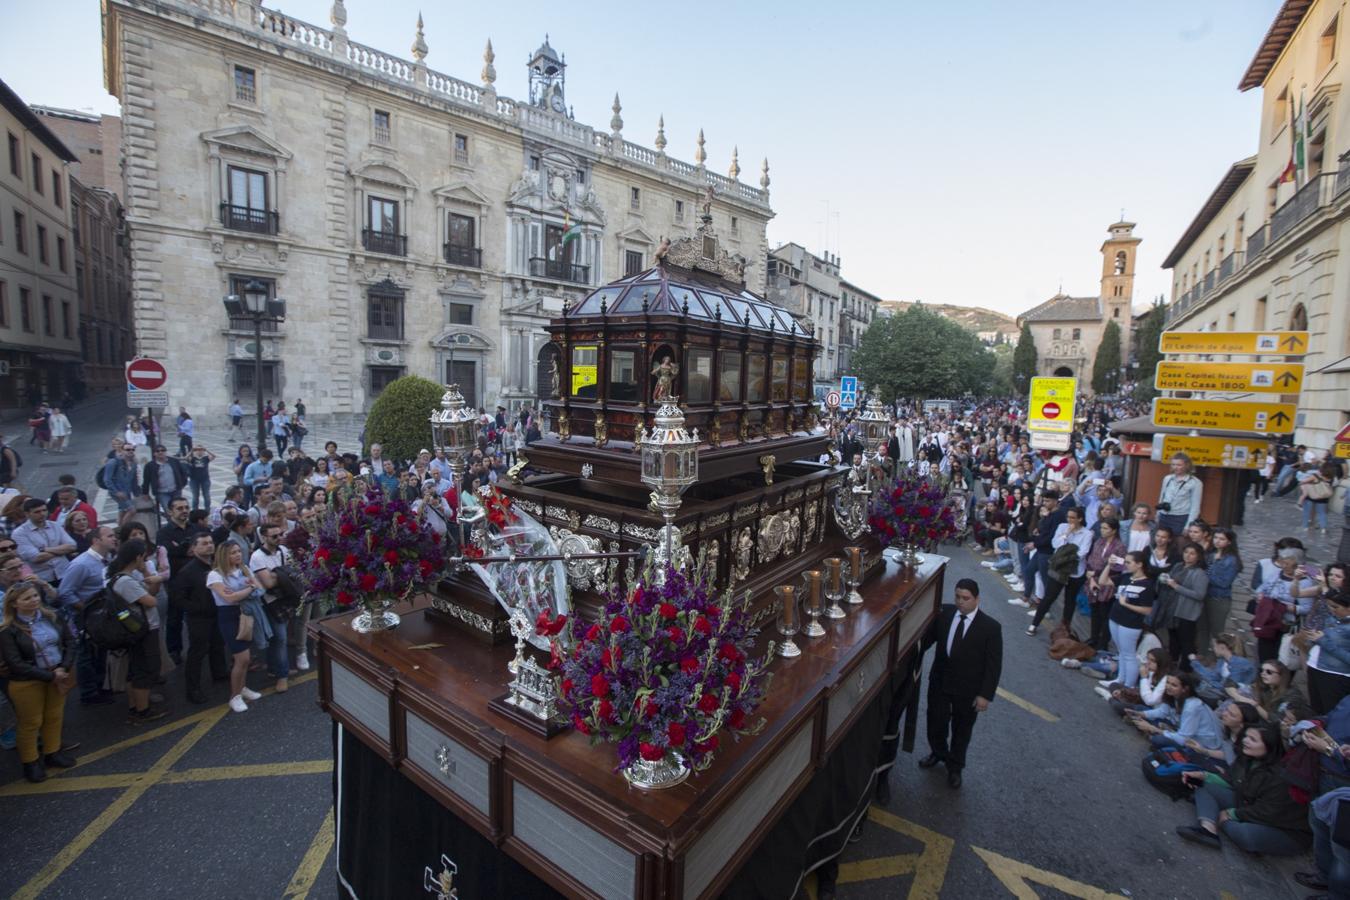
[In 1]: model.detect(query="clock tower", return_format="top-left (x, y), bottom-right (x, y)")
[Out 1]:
top-left (527, 35), bottom-right (567, 115)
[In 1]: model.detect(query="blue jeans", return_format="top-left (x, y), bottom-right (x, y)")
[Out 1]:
top-left (1110, 620), bottom-right (1141, 687)
top-left (1305, 500), bottom-right (1330, 529)
top-left (266, 618), bottom-right (289, 680)
top-left (1195, 783), bottom-right (1311, 855)
top-left (1311, 805), bottom-right (1350, 896)
top-left (189, 476), bottom-right (210, 510)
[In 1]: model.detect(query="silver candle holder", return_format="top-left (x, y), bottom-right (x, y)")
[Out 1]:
top-left (775, 583), bottom-right (801, 658)
top-left (801, 569), bottom-right (826, 638)
top-left (845, 546), bottom-right (865, 606)
top-left (823, 557), bottom-right (847, 620)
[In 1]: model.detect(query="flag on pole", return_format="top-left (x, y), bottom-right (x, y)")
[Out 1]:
top-left (1279, 90), bottom-right (1297, 184)
top-left (561, 211), bottom-right (582, 246)
top-left (1294, 90), bottom-right (1308, 186)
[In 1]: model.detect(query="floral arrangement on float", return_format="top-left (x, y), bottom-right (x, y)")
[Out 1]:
top-left (533, 559), bottom-right (773, 789)
top-left (868, 470), bottom-right (958, 561)
top-left (298, 485), bottom-right (447, 632)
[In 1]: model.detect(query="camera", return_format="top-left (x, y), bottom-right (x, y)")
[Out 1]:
top-left (1156, 502), bottom-right (1171, 512)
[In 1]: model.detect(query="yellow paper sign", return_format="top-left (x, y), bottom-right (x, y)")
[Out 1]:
top-left (1150, 398), bottom-right (1297, 434)
top-left (1154, 361), bottom-right (1304, 394)
top-left (571, 344), bottom-right (598, 396)
top-left (1159, 331), bottom-right (1309, 356)
top-left (1027, 377), bottom-right (1077, 434)
top-left (1158, 435), bottom-right (1270, 470)
top-left (1335, 442), bottom-right (1350, 460)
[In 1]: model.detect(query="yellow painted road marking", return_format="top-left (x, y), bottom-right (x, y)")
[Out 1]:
top-left (973, 845), bottom-right (1114, 899)
top-left (14, 707), bottom-right (229, 900)
top-left (282, 808), bottom-right (336, 899)
top-left (995, 687), bottom-right (1059, 722)
top-left (0, 759), bottom-right (332, 797)
top-left (803, 806), bottom-right (953, 900)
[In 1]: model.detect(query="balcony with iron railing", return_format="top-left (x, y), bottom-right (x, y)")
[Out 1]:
top-left (1246, 223), bottom-right (1269, 259)
top-left (362, 228), bottom-right (407, 256)
top-left (1218, 250), bottom-right (1242, 282)
top-left (529, 257), bottom-right (590, 284)
top-left (442, 244), bottom-right (482, 268)
top-left (1270, 173), bottom-right (1335, 243)
top-left (220, 203), bottom-right (279, 235)
top-left (1202, 268), bottom-right (1216, 294)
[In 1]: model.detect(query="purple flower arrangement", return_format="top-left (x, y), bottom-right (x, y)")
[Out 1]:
top-left (297, 486), bottom-right (447, 613)
top-left (869, 471), bottom-right (958, 550)
top-left (541, 561), bottom-right (772, 773)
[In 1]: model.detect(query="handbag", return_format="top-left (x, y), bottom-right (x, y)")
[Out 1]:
top-left (1251, 595), bottom-right (1288, 640)
top-left (1279, 632), bottom-right (1305, 671)
top-left (236, 612), bottom-right (255, 642)
top-left (1306, 478), bottom-right (1333, 501)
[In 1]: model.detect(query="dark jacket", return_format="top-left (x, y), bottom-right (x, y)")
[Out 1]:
top-left (922, 604), bottom-right (1003, 700)
top-left (158, 521), bottom-right (207, 578)
top-left (142, 457), bottom-right (188, 496)
top-left (171, 558), bottom-right (217, 618)
top-left (1229, 755), bottom-right (1312, 834)
top-left (1031, 506), bottom-right (1068, 553)
top-left (0, 617), bottom-right (76, 681)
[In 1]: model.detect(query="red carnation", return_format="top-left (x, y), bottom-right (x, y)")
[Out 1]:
top-left (407, 521), bottom-right (419, 534)
top-left (418, 559), bottom-right (435, 577)
top-left (644, 699), bottom-right (659, 719)
top-left (364, 504), bottom-right (382, 516)
top-left (573, 714), bottom-right (591, 736)
top-left (659, 602), bottom-right (678, 620)
top-left (343, 554), bottom-right (359, 569)
top-left (680, 657), bottom-right (700, 674)
top-left (704, 606), bottom-right (722, 619)
top-left (725, 672), bottom-right (742, 692)
top-left (596, 699), bottom-right (614, 721)
top-left (639, 742), bottom-right (664, 761)
top-left (561, 678), bottom-right (574, 697)
top-left (693, 616), bottom-right (712, 635)
top-left (698, 693), bottom-right (719, 713)
top-left (590, 673), bottom-right (610, 697)
top-left (609, 615), bottom-right (630, 634)
top-left (729, 707), bottom-right (746, 729)
top-left (339, 522), bottom-right (355, 536)
top-left (383, 550), bottom-right (400, 565)
top-left (586, 624), bottom-right (602, 642)
top-left (336, 590), bottom-right (354, 606)
top-left (718, 643), bottom-right (740, 663)
top-left (358, 573), bottom-right (378, 591)
top-left (667, 626), bottom-right (684, 643)
top-left (600, 648), bottom-right (613, 669)
top-left (314, 548), bottom-right (331, 563)
top-left (696, 735), bottom-right (720, 754)
top-left (667, 722), bottom-right (686, 746)
top-left (630, 587), bottom-right (644, 607)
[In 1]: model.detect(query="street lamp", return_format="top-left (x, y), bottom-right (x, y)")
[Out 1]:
top-left (640, 399), bottom-right (699, 580)
top-left (223, 280), bottom-right (285, 452)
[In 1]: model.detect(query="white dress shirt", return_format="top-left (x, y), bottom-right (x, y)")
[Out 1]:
top-left (947, 606), bottom-right (980, 655)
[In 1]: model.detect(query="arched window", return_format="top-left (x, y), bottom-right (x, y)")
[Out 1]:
top-left (1290, 303), bottom-right (1308, 332)
top-left (1114, 251), bottom-right (1127, 275)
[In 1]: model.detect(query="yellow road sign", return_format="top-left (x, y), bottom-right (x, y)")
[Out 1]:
top-left (1150, 397), bottom-right (1297, 434)
top-left (1027, 376), bottom-right (1077, 434)
top-left (1157, 435), bottom-right (1270, 470)
top-left (1336, 442), bottom-right (1350, 460)
top-left (1154, 361), bottom-right (1304, 394)
top-left (1159, 330), bottom-right (1309, 355)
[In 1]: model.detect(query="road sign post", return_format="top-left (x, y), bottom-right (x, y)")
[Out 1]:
top-left (126, 357), bottom-right (170, 409)
top-left (825, 390), bottom-right (841, 409)
top-left (1152, 434), bottom-right (1270, 470)
top-left (839, 376), bottom-right (858, 410)
top-left (1150, 397), bottom-right (1296, 434)
top-left (1027, 377), bottom-right (1077, 434)
top-left (1153, 361), bottom-right (1304, 394)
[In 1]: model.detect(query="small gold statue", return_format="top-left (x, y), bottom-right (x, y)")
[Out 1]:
top-left (759, 454), bottom-right (776, 486)
top-left (558, 411), bottom-right (571, 441)
top-left (506, 452), bottom-right (529, 484)
top-left (633, 421), bottom-right (646, 451)
top-left (594, 412), bottom-right (608, 448)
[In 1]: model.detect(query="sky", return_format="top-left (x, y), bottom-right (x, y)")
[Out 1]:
top-left (0, 0), bottom-right (1278, 317)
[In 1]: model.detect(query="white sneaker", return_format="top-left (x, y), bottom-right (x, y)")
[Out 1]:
top-left (980, 561), bottom-right (998, 569)
top-left (295, 652), bottom-right (310, 672)
top-left (1093, 686), bottom-right (1112, 700)
top-left (1097, 678), bottom-right (1117, 688)
top-left (1026, 609), bottom-right (1037, 616)
top-left (229, 695), bottom-right (248, 713)
top-left (240, 687), bottom-right (262, 701)
top-left (1060, 658), bottom-right (1082, 669)
top-left (1007, 580), bottom-right (1024, 592)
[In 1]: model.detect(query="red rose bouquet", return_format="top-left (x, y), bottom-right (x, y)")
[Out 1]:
top-left (540, 560), bottom-right (771, 774)
top-left (298, 485), bottom-right (447, 617)
top-left (868, 471), bottom-right (958, 550)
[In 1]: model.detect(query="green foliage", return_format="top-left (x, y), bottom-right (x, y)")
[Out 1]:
top-left (1132, 299), bottom-right (1166, 403)
top-left (1090, 319), bottom-right (1123, 395)
top-left (363, 375), bottom-right (446, 463)
top-left (1012, 322), bottom-right (1038, 394)
top-left (989, 342), bottom-right (1016, 396)
top-left (854, 303), bottom-right (996, 401)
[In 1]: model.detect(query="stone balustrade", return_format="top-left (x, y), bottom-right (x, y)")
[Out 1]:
top-left (174, 0), bottom-right (769, 207)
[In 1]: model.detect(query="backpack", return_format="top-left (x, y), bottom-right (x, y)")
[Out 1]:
top-left (1141, 748), bottom-right (1205, 802)
top-left (95, 462), bottom-right (109, 490)
top-left (84, 575), bottom-right (149, 651)
top-left (0, 443), bottom-right (20, 480)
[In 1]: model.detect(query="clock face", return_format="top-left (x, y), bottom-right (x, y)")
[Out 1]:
top-left (550, 89), bottom-right (566, 113)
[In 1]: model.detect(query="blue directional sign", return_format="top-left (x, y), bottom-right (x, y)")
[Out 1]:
top-left (839, 376), bottom-right (858, 410)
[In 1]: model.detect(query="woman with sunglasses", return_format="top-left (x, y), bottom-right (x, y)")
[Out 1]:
top-left (1229, 660), bottom-right (1303, 722)
top-left (1296, 585), bottom-right (1350, 715)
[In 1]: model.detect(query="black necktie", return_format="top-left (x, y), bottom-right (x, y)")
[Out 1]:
top-left (951, 614), bottom-right (968, 655)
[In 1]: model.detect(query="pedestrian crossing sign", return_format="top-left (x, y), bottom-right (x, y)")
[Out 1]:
top-left (839, 376), bottom-right (858, 410)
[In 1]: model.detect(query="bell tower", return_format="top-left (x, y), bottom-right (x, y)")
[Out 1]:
top-left (527, 36), bottom-right (567, 115)
top-left (1100, 219), bottom-right (1140, 332)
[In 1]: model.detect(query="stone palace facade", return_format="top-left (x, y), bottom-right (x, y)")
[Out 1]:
top-left (102, 0), bottom-right (774, 420)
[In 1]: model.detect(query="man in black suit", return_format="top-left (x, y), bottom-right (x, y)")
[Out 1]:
top-left (919, 577), bottom-right (1002, 789)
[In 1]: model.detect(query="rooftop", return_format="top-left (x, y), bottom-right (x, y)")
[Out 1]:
top-left (1239, 0), bottom-right (1313, 91)
top-left (1161, 156), bottom-right (1256, 269)
top-left (1018, 294), bottom-right (1101, 324)
top-left (0, 79), bottom-right (78, 163)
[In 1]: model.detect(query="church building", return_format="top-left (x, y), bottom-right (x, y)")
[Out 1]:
top-left (1016, 221), bottom-right (1139, 390)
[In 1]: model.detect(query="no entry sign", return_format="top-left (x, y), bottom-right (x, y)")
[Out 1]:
top-left (126, 358), bottom-right (168, 391)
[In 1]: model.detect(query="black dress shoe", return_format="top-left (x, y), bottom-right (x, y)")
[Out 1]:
top-left (1176, 825), bottom-right (1220, 849)
top-left (23, 760), bottom-right (47, 783)
top-left (947, 769), bottom-right (962, 789)
top-left (875, 776), bottom-right (892, 805)
top-left (44, 751), bottom-right (77, 769)
top-left (1295, 872), bottom-right (1329, 890)
top-left (918, 753), bottom-right (943, 769)
top-left (59, 741), bottom-right (80, 753)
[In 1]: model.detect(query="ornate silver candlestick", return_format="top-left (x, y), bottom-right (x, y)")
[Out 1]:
top-left (823, 557), bottom-right (847, 620)
top-left (775, 584), bottom-right (801, 658)
top-left (846, 545), bottom-right (865, 606)
top-left (801, 569), bottom-right (826, 638)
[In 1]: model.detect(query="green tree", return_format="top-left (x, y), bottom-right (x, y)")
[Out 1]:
top-left (1012, 322), bottom-right (1038, 395)
top-left (364, 374), bottom-right (446, 463)
top-left (1132, 298), bottom-right (1166, 403)
top-left (1090, 319), bottom-right (1123, 395)
top-left (989, 342), bottom-right (1016, 396)
top-left (854, 303), bottom-right (997, 400)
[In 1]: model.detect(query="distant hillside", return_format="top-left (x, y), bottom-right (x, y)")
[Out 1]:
top-left (878, 301), bottom-right (1019, 336)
